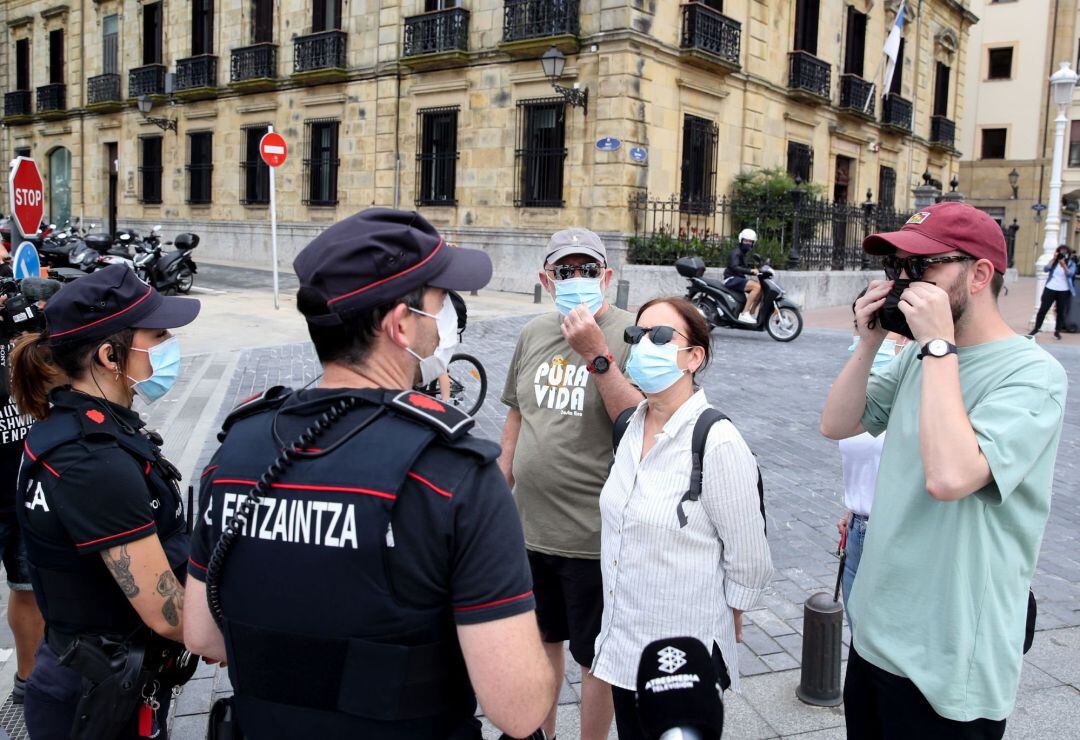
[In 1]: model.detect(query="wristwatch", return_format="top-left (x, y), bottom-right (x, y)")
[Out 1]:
top-left (587, 353), bottom-right (614, 374)
top-left (918, 339), bottom-right (958, 360)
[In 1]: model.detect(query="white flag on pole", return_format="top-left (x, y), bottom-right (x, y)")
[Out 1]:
top-left (882, 2), bottom-right (906, 96)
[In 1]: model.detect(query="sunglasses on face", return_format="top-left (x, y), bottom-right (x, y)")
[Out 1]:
top-left (545, 263), bottom-right (605, 281)
top-left (882, 254), bottom-right (973, 281)
top-left (624, 325), bottom-right (689, 346)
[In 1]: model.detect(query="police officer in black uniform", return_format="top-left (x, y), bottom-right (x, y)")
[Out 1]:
top-left (184, 209), bottom-right (555, 740)
top-left (10, 264), bottom-right (200, 739)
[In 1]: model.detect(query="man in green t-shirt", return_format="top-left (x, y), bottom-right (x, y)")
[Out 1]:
top-left (499, 228), bottom-right (642, 740)
top-left (821, 202), bottom-right (1067, 738)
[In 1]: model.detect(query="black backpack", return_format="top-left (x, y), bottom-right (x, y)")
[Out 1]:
top-left (611, 406), bottom-right (767, 533)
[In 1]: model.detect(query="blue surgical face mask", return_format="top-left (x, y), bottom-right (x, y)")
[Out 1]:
top-left (127, 336), bottom-right (181, 403)
top-left (848, 336), bottom-right (898, 369)
top-left (554, 277), bottom-right (604, 316)
top-left (627, 336), bottom-right (693, 394)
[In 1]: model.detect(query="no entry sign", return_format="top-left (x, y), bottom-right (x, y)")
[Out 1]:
top-left (8, 157), bottom-right (44, 238)
top-left (259, 132), bottom-right (288, 168)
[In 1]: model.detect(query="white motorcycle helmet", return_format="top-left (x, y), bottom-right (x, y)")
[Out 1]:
top-left (738, 228), bottom-right (758, 244)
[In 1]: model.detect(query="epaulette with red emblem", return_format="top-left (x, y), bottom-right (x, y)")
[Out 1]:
top-left (218, 386), bottom-right (293, 442)
top-left (388, 390), bottom-right (474, 441)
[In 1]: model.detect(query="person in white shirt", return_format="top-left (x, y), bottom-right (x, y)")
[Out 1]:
top-left (591, 297), bottom-right (773, 740)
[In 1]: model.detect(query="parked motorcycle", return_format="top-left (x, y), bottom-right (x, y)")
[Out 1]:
top-left (133, 231), bottom-right (198, 294)
top-left (677, 254), bottom-right (804, 342)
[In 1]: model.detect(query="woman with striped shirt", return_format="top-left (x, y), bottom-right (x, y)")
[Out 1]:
top-left (591, 297), bottom-right (773, 740)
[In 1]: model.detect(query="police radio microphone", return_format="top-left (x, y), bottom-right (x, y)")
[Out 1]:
top-left (20, 276), bottom-right (62, 302)
top-left (636, 637), bottom-right (724, 740)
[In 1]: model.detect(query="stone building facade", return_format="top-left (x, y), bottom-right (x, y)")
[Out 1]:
top-left (2, 0), bottom-right (976, 291)
top-left (959, 0), bottom-right (1079, 277)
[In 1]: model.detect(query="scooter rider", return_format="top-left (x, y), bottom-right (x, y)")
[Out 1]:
top-left (183, 209), bottom-right (555, 739)
top-left (725, 229), bottom-right (762, 323)
top-left (10, 264), bottom-right (200, 739)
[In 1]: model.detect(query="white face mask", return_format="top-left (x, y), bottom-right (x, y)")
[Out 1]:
top-left (407, 294), bottom-right (459, 386)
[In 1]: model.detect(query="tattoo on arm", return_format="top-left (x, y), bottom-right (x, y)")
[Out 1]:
top-left (103, 545), bottom-right (139, 598)
top-left (156, 571), bottom-right (184, 627)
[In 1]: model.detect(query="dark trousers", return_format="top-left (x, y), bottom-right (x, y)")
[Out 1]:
top-left (611, 686), bottom-right (646, 740)
top-left (1033, 288), bottom-right (1071, 333)
top-left (843, 646), bottom-right (1005, 740)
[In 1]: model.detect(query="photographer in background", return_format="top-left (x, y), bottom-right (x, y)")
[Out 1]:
top-left (0, 242), bottom-right (45, 704)
top-left (1029, 245), bottom-right (1077, 340)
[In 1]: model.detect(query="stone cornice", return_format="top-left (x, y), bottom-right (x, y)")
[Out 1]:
top-left (7, 16), bottom-right (34, 29)
top-left (41, 5), bottom-right (70, 20)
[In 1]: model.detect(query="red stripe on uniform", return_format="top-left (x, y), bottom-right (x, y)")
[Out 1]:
top-left (454, 591), bottom-right (534, 613)
top-left (200, 465), bottom-right (219, 479)
top-left (407, 472), bottom-right (453, 498)
top-left (23, 442), bottom-right (60, 478)
top-left (327, 239), bottom-right (444, 305)
top-left (76, 521), bottom-right (154, 548)
top-left (212, 478), bottom-right (396, 501)
top-left (188, 557), bottom-right (208, 572)
top-left (48, 287), bottom-right (153, 339)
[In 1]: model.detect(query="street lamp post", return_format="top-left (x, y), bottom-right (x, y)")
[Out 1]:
top-left (540, 46), bottom-right (589, 115)
top-left (1008, 168), bottom-right (1019, 199)
top-left (1034, 61), bottom-right (1079, 320)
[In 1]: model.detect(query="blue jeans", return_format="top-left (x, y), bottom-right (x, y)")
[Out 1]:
top-left (841, 513), bottom-right (868, 612)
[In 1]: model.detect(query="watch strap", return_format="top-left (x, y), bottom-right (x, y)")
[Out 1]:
top-left (587, 353), bottom-right (615, 374)
top-left (918, 340), bottom-right (958, 360)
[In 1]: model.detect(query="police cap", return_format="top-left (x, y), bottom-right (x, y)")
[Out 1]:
top-left (294, 208), bottom-right (492, 324)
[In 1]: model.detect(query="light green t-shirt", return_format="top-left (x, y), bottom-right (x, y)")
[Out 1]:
top-left (850, 335), bottom-right (1067, 722)
top-left (501, 307), bottom-right (634, 558)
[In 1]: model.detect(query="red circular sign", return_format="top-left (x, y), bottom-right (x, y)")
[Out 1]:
top-left (8, 157), bottom-right (44, 237)
top-left (259, 132), bottom-right (288, 168)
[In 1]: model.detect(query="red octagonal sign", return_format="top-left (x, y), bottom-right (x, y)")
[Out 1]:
top-left (9, 157), bottom-right (44, 238)
top-left (259, 132), bottom-right (288, 168)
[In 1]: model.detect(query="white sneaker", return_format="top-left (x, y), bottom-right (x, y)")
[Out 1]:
top-left (738, 312), bottom-right (756, 323)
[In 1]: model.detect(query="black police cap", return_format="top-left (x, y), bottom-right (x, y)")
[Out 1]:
top-left (293, 208), bottom-right (492, 323)
top-left (44, 264), bottom-right (200, 346)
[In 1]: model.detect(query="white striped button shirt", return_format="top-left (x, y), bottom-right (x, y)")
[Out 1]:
top-left (591, 389), bottom-right (773, 691)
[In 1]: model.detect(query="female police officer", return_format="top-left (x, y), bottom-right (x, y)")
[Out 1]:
top-left (10, 264), bottom-right (200, 739)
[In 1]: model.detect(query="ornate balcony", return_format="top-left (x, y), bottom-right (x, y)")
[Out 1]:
top-left (293, 30), bottom-right (348, 81)
top-left (788, 50), bottom-right (830, 103)
top-left (838, 74), bottom-right (874, 118)
top-left (881, 93), bottom-right (913, 134)
top-left (231, 43), bottom-right (277, 86)
top-left (930, 115), bottom-right (956, 150)
top-left (129, 64), bottom-right (167, 98)
top-left (3, 91), bottom-right (32, 119)
top-left (36, 83), bottom-right (66, 114)
top-left (87, 73), bottom-right (122, 108)
top-left (679, 3), bottom-right (741, 71)
top-left (402, 7), bottom-right (470, 66)
top-left (175, 55), bottom-right (218, 97)
top-left (500, 0), bottom-right (580, 56)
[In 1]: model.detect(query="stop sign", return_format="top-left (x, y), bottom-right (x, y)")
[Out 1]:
top-left (8, 157), bottom-right (44, 238)
top-left (259, 132), bottom-right (288, 168)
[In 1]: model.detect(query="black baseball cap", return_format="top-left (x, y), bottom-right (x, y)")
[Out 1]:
top-left (293, 209), bottom-right (492, 323)
top-left (45, 264), bottom-right (200, 346)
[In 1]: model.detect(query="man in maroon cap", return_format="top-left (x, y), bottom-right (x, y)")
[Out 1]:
top-left (820, 202), bottom-right (1067, 737)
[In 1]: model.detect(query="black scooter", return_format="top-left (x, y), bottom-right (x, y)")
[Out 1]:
top-left (676, 255), bottom-right (804, 342)
top-left (133, 232), bottom-right (199, 294)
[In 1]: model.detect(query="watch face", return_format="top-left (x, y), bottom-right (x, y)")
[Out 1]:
top-left (928, 339), bottom-right (949, 356)
top-left (593, 356), bottom-right (610, 372)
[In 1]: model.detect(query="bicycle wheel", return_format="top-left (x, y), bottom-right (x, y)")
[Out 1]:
top-left (444, 353), bottom-right (487, 417)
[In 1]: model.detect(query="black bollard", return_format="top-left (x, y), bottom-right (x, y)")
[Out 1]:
top-left (796, 592), bottom-right (844, 706)
top-left (615, 279), bottom-right (630, 310)
top-left (534, 283), bottom-right (542, 304)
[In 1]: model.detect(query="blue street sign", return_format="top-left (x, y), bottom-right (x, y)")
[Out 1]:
top-left (629, 146), bottom-right (648, 163)
top-left (12, 241), bottom-right (40, 279)
top-left (596, 137), bottom-right (622, 152)
top-left (1031, 203), bottom-right (1047, 212)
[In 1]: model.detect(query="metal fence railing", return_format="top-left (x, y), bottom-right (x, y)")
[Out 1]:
top-left (627, 192), bottom-right (910, 271)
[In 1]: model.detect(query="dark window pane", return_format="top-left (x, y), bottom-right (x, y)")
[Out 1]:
top-left (144, 3), bottom-right (163, 64)
top-left (49, 30), bottom-right (64, 84)
top-left (794, 0), bottom-right (819, 54)
top-left (1070, 121), bottom-right (1080, 167)
top-left (515, 99), bottom-right (566, 207)
top-left (889, 38), bottom-right (905, 94)
top-left (844, 8), bottom-right (866, 77)
top-left (140, 136), bottom-right (163, 205)
top-left (103, 15), bottom-right (119, 75)
top-left (787, 141), bottom-right (813, 183)
top-left (187, 132), bottom-right (214, 204)
top-left (980, 128), bottom-right (1007, 159)
top-left (192, 0), bottom-right (214, 56)
top-left (304, 120), bottom-right (340, 206)
top-left (16, 39), bottom-right (30, 90)
top-left (417, 107), bottom-right (459, 205)
top-left (253, 0), bottom-right (273, 43)
top-left (680, 115), bottom-right (718, 211)
top-left (242, 126), bottom-right (270, 205)
top-left (313, 0), bottom-right (342, 31)
top-left (987, 47), bottom-right (1013, 80)
top-left (878, 166), bottom-right (897, 210)
top-left (934, 62), bottom-right (950, 117)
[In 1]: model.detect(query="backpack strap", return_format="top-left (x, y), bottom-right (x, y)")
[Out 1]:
top-left (677, 408), bottom-right (727, 528)
top-left (611, 407), bottom-right (637, 456)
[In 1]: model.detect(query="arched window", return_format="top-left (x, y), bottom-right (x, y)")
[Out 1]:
top-left (48, 147), bottom-right (72, 226)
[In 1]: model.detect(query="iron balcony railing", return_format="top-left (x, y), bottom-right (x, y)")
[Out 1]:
top-left (930, 115), bottom-right (956, 148)
top-left (4, 91), bottom-right (32, 117)
top-left (680, 3), bottom-right (741, 66)
top-left (175, 55), bottom-right (218, 90)
top-left (839, 74), bottom-right (874, 116)
top-left (87, 73), bottom-right (122, 104)
top-left (231, 43), bottom-right (277, 82)
top-left (294, 30), bottom-right (347, 73)
top-left (404, 7), bottom-right (470, 57)
top-left (129, 64), bottom-right (167, 97)
top-left (788, 50), bottom-right (830, 100)
top-left (881, 93), bottom-right (913, 132)
top-left (503, 0), bottom-right (580, 42)
top-left (36, 83), bottom-right (66, 113)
